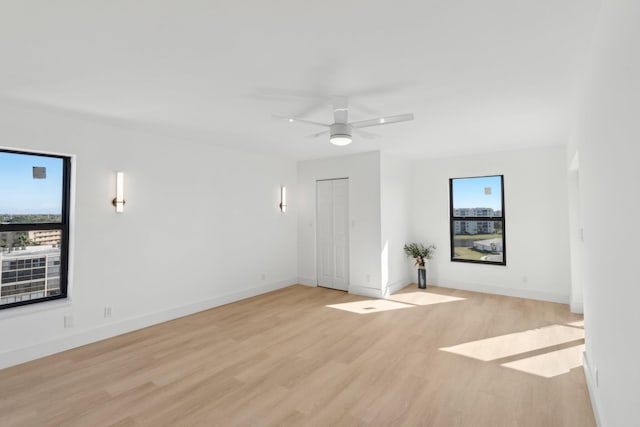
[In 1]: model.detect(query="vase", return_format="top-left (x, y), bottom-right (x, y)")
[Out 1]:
top-left (418, 263), bottom-right (427, 289)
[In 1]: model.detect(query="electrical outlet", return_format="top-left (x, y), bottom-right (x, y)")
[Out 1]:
top-left (104, 307), bottom-right (112, 318)
top-left (522, 276), bottom-right (528, 283)
top-left (261, 273), bottom-right (266, 281)
top-left (595, 367), bottom-right (599, 387)
top-left (366, 274), bottom-right (371, 284)
top-left (64, 315), bottom-right (74, 328)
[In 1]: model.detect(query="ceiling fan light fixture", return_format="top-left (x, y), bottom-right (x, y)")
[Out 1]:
top-left (329, 123), bottom-right (352, 146)
top-left (330, 134), bottom-right (352, 146)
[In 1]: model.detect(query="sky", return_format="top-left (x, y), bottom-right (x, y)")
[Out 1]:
top-left (0, 151), bottom-right (63, 214)
top-left (452, 175), bottom-right (503, 211)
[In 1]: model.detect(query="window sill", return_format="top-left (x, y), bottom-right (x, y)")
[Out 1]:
top-left (0, 298), bottom-right (72, 320)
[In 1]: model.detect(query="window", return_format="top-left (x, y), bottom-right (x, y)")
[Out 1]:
top-left (449, 175), bottom-right (505, 265)
top-left (0, 149), bottom-right (70, 309)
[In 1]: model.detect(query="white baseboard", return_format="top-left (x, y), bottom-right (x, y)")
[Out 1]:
top-left (348, 285), bottom-right (383, 299)
top-left (297, 276), bottom-right (317, 287)
top-left (583, 351), bottom-right (604, 427)
top-left (438, 280), bottom-right (570, 304)
top-left (0, 278), bottom-right (297, 370)
top-left (570, 300), bottom-right (584, 314)
top-left (385, 279), bottom-right (412, 296)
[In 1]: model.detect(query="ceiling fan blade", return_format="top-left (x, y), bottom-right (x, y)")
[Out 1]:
top-left (349, 82), bottom-right (417, 98)
top-left (350, 113), bottom-right (414, 129)
top-left (333, 95), bottom-right (349, 124)
top-left (273, 114), bottom-right (330, 127)
top-left (353, 128), bottom-right (376, 139)
top-left (295, 98), bottom-right (331, 118)
top-left (306, 130), bottom-right (330, 139)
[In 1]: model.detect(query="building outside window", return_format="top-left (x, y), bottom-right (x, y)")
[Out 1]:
top-left (449, 175), bottom-right (505, 265)
top-left (0, 149), bottom-right (70, 309)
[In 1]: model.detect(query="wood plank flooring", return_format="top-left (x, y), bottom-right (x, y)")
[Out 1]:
top-left (0, 285), bottom-right (595, 426)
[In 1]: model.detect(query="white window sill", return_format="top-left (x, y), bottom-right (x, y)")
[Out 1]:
top-left (0, 298), bottom-right (72, 320)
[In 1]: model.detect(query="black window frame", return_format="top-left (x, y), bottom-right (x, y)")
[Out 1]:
top-left (449, 174), bottom-right (506, 266)
top-left (0, 148), bottom-right (71, 309)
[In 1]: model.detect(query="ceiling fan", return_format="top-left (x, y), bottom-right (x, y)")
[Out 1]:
top-left (275, 96), bottom-right (414, 146)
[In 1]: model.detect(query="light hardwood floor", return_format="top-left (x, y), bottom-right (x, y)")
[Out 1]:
top-left (0, 285), bottom-right (595, 426)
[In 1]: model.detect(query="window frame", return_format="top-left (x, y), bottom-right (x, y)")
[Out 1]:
top-left (0, 148), bottom-right (71, 309)
top-left (449, 174), bottom-right (506, 266)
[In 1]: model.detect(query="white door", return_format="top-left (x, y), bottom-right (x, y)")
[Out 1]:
top-left (316, 178), bottom-right (349, 291)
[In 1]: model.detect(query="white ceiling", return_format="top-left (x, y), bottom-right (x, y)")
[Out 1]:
top-left (0, 1), bottom-right (600, 160)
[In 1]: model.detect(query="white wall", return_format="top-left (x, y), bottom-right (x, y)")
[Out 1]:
top-left (411, 145), bottom-right (572, 303)
top-left (297, 151), bottom-right (382, 297)
top-left (380, 153), bottom-right (413, 295)
top-left (571, 0), bottom-right (640, 424)
top-left (0, 100), bottom-right (298, 369)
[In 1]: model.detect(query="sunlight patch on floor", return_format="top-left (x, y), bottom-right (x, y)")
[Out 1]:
top-left (501, 344), bottom-right (585, 378)
top-left (567, 320), bottom-right (584, 328)
top-left (386, 292), bottom-right (466, 306)
top-left (440, 325), bottom-right (585, 361)
top-left (326, 299), bottom-right (414, 314)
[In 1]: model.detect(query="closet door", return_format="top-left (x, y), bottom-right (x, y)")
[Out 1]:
top-left (316, 179), bottom-right (349, 291)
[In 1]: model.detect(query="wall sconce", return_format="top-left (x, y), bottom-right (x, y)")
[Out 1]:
top-left (112, 171), bottom-right (125, 213)
top-left (279, 186), bottom-right (287, 213)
